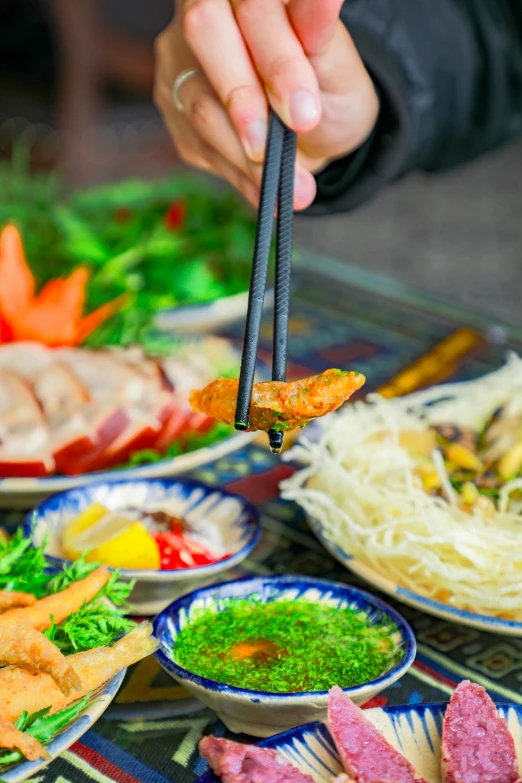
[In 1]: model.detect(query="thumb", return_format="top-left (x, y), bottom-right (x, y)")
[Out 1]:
top-left (287, 0), bottom-right (344, 59)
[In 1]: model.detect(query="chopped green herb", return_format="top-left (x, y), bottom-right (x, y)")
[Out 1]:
top-left (0, 696), bottom-right (92, 768)
top-left (174, 598), bottom-right (402, 693)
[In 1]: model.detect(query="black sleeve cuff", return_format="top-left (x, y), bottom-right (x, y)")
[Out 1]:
top-left (307, 25), bottom-right (412, 215)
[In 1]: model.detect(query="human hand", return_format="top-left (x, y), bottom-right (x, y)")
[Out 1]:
top-left (154, 0), bottom-right (379, 210)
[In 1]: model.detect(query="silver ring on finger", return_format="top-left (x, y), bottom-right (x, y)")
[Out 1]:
top-left (172, 67), bottom-right (200, 112)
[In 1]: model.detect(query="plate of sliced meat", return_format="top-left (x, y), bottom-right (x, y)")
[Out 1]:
top-left (197, 682), bottom-right (522, 783)
top-left (0, 336), bottom-right (256, 507)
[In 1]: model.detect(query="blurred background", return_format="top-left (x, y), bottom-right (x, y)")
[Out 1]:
top-left (1, 0), bottom-right (521, 323)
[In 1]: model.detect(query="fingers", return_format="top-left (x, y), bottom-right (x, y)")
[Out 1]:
top-left (229, 0), bottom-right (321, 132)
top-left (287, 0), bottom-right (344, 59)
top-left (181, 0), bottom-right (269, 162)
top-left (179, 72), bottom-right (263, 185)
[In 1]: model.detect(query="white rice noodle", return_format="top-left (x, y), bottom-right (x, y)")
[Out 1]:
top-left (281, 356), bottom-right (522, 620)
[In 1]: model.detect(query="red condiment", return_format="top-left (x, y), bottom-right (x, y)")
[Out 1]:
top-left (154, 527), bottom-right (229, 570)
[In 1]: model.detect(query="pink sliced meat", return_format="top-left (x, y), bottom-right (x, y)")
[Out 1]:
top-left (328, 687), bottom-right (428, 783)
top-left (0, 423), bottom-right (54, 477)
top-left (0, 371), bottom-right (43, 434)
top-left (57, 348), bottom-right (153, 406)
top-left (70, 392), bottom-right (176, 471)
top-left (0, 452), bottom-right (54, 478)
top-left (51, 406), bottom-right (130, 473)
top-left (153, 404), bottom-right (194, 452)
top-left (0, 342), bottom-right (53, 379)
top-left (442, 681), bottom-right (521, 783)
top-left (199, 736), bottom-right (317, 783)
top-left (33, 363), bottom-right (89, 420)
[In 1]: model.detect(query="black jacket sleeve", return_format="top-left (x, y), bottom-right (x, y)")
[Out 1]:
top-left (309, 0), bottom-right (522, 214)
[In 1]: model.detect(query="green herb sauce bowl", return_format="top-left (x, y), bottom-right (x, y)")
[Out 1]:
top-left (153, 575), bottom-right (416, 737)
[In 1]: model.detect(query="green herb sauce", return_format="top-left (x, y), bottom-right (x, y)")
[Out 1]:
top-left (174, 598), bottom-right (402, 693)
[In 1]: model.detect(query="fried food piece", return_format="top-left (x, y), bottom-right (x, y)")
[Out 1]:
top-left (0, 716), bottom-right (49, 761)
top-left (190, 369), bottom-right (366, 432)
top-left (0, 590), bottom-right (37, 612)
top-left (1, 566), bottom-right (110, 630)
top-left (0, 617), bottom-right (81, 695)
top-left (0, 622), bottom-right (158, 724)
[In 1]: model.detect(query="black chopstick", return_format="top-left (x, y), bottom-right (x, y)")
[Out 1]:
top-left (234, 111), bottom-right (297, 453)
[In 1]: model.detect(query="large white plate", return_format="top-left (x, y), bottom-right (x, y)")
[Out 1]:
top-left (0, 430), bottom-right (256, 509)
top-left (306, 513), bottom-right (522, 636)
top-left (0, 332), bottom-right (262, 508)
top-left (196, 702), bottom-right (522, 783)
top-left (2, 669), bottom-right (126, 783)
top-left (156, 290), bottom-right (274, 333)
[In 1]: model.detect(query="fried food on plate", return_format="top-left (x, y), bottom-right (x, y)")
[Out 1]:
top-left (1, 566), bottom-right (110, 630)
top-left (190, 369), bottom-right (365, 432)
top-left (0, 590), bottom-right (36, 612)
top-left (0, 617), bottom-right (81, 696)
top-left (0, 716), bottom-right (49, 761)
top-left (0, 622), bottom-right (158, 724)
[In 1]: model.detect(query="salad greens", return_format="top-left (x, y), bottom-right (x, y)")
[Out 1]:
top-left (0, 529), bottom-right (134, 654)
top-left (122, 421), bottom-right (234, 468)
top-left (0, 695), bottom-right (92, 769)
top-left (0, 528), bottom-right (136, 772)
top-left (0, 148), bottom-right (261, 346)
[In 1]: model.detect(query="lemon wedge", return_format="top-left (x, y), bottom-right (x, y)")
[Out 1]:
top-left (62, 502), bottom-right (109, 560)
top-left (64, 511), bottom-right (161, 569)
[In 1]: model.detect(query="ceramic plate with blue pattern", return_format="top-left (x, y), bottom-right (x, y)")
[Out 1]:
top-left (196, 702), bottom-right (522, 783)
top-left (154, 576), bottom-right (416, 737)
top-left (26, 478), bottom-right (261, 615)
top-left (2, 670), bottom-right (125, 783)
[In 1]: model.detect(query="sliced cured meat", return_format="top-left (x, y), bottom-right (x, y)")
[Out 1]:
top-left (0, 424), bottom-right (54, 477)
top-left (199, 736), bottom-right (317, 783)
top-left (153, 404), bottom-right (194, 452)
top-left (0, 452), bottom-right (54, 478)
top-left (161, 358), bottom-right (207, 401)
top-left (51, 406), bottom-right (130, 473)
top-left (57, 348), bottom-right (153, 406)
top-left (71, 392), bottom-right (177, 471)
top-left (58, 408), bottom-right (132, 475)
top-left (442, 681), bottom-right (521, 783)
top-left (0, 342), bottom-right (53, 379)
top-left (0, 371), bottom-right (43, 434)
top-left (328, 686), bottom-right (428, 783)
top-left (188, 411), bottom-right (215, 435)
top-left (33, 363), bottom-right (89, 420)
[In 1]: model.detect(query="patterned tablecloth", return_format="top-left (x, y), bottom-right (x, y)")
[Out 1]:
top-left (6, 266), bottom-right (522, 783)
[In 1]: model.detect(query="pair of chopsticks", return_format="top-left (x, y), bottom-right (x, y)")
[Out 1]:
top-left (234, 112), bottom-right (297, 454)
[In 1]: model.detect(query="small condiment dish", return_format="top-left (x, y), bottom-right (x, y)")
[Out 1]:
top-left (25, 478), bottom-right (261, 615)
top-left (153, 575), bottom-right (416, 737)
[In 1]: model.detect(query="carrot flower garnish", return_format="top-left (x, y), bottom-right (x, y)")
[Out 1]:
top-left (0, 225), bottom-right (125, 347)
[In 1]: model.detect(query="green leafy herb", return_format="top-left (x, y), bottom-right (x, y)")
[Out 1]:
top-left (0, 151), bottom-right (278, 346)
top-left (175, 597), bottom-right (403, 693)
top-left (44, 560), bottom-right (135, 654)
top-left (121, 421), bottom-right (234, 468)
top-left (0, 696), bottom-right (92, 768)
top-left (0, 528), bottom-right (49, 597)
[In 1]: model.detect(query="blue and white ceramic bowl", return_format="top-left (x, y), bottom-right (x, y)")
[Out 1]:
top-left (196, 702), bottom-right (522, 783)
top-left (3, 670), bottom-right (125, 783)
top-left (153, 575), bottom-right (416, 737)
top-left (26, 478), bottom-right (261, 616)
